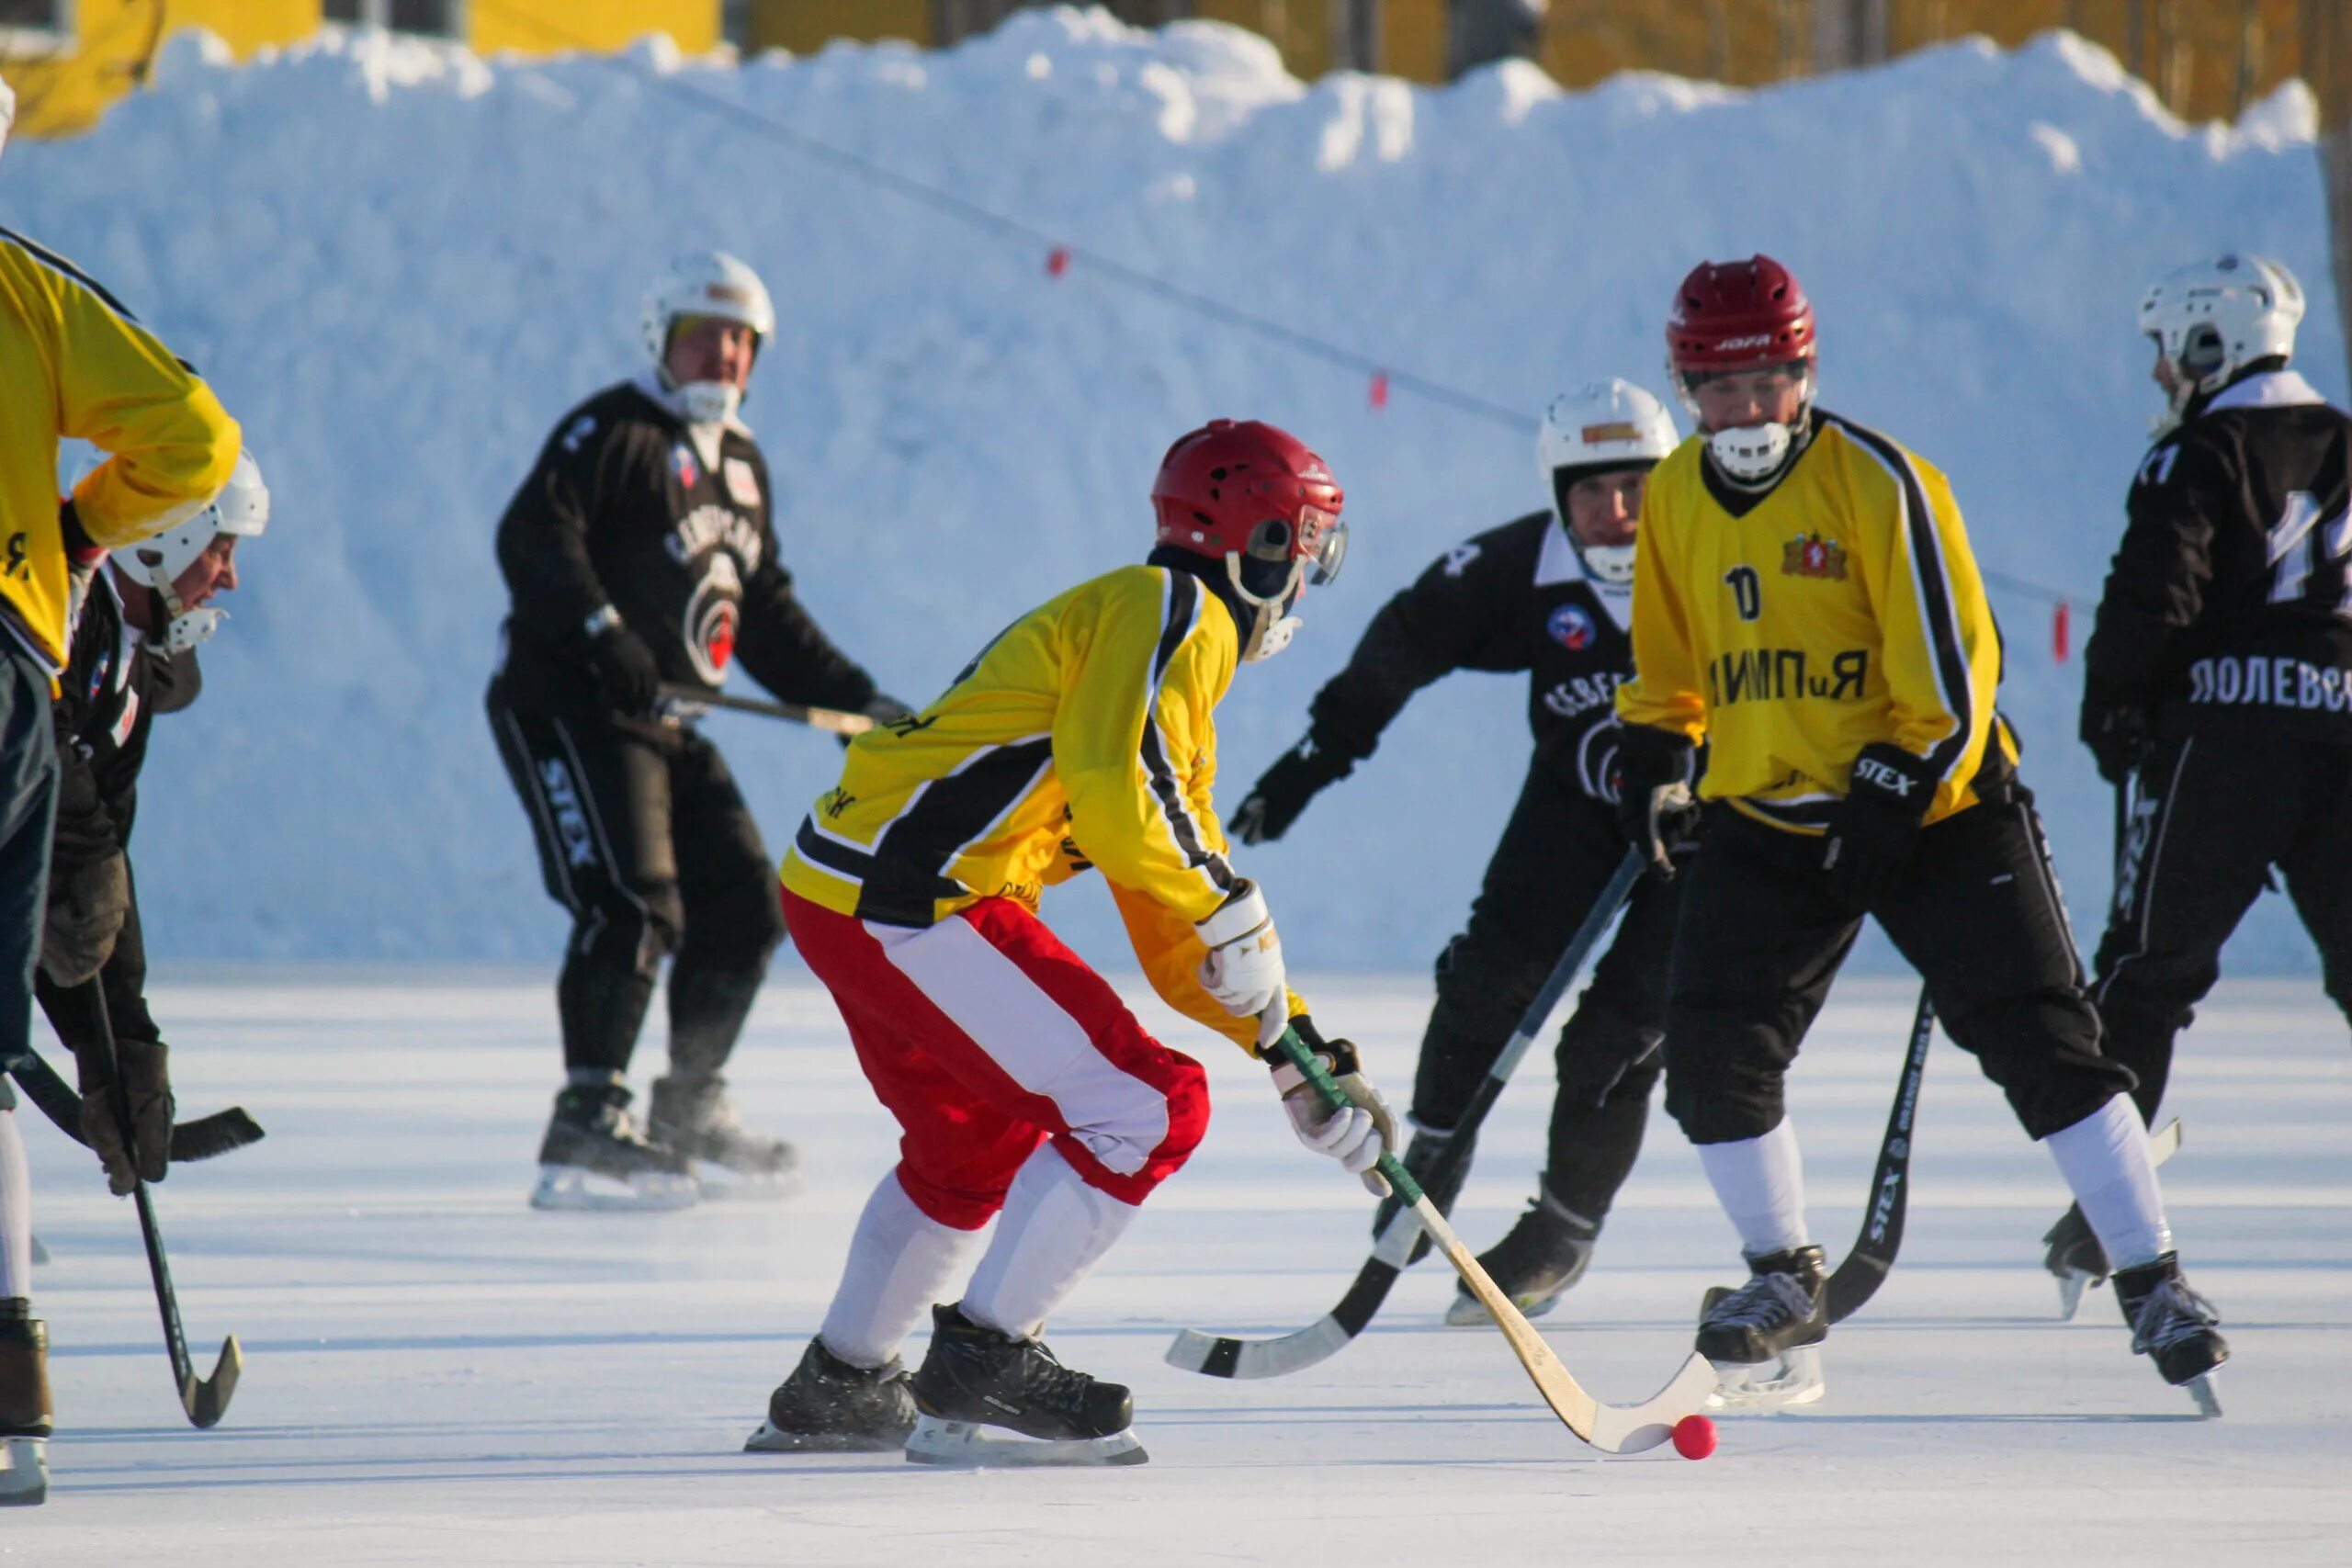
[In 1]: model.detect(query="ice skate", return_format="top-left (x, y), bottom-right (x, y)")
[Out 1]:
top-left (1444, 1190), bottom-right (1597, 1326)
top-left (1370, 1123), bottom-right (1474, 1266)
top-left (649, 1075), bottom-right (799, 1201)
top-left (528, 1082), bottom-right (696, 1212)
top-left (2045, 1118), bottom-right (2182, 1319)
top-left (0, 1313), bottom-right (51, 1507)
top-left (745, 1337), bottom-right (916, 1453)
top-left (904, 1303), bottom-right (1145, 1467)
top-left (2113, 1252), bottom-right (2227, 1417)
top-left (1698, 1245), bottom-right (1827, 1411)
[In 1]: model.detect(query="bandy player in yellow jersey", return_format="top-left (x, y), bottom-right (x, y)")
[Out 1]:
top-left (1611, 256), bottom-right (2228, 1412)
top-left (747, 420), bottom-right (1396, 1466)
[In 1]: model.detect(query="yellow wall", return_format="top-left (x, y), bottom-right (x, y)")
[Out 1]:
top-left (1, 0), bottom-right (720, 140)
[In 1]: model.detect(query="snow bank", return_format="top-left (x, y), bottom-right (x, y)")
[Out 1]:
top-left (6, 11), bottom-right (2335, 973)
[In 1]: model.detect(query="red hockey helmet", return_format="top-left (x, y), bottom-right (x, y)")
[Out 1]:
top-left (1152, 419), bottom-right (1346, 589)
top-left (1666, 254), bottom-right (1816, 380)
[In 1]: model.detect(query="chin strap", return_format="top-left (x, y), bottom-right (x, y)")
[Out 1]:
top-left (1226, 554), bottom-right (1308, 662)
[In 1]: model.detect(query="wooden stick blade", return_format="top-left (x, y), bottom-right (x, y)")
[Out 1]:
top-left (184, 1336), bottom-right (242, 1429)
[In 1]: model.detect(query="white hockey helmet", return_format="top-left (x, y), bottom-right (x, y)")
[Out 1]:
top-left (2140, 254), bottom-right (2303, 425)
top-left (640, 251), bottom-right (775, 424)
top-left (1537, 379), bottom-right (1678, 583)
top-left (130, 448), bottom-right (269, 651)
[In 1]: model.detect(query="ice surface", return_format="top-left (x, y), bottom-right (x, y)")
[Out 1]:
top-left (8, 971), bottom-right (2346, 1562)
top-left (0, 14), bottom-right (2337, 971)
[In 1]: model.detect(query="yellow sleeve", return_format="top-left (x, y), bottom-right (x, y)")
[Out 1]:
top-left (1053, 568), bottom-right (1246, 926)
top-left (1612, 480), bottom-right (1708, 741)
top-left (40, 256), bottom-right (241, 547)
top-left (1106, 876), bottom-right (1308, 1056)
top-left (1851, 440), bottom-right (1996, 792)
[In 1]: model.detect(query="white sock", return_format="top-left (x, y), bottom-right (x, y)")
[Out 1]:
top-left (0, 1111), bottom-right (29, 1301)
top-left (1695, 1117), bottom-right (1812, 1258)
top-left (960, 1144), bottom-right (1136, 1341)
top-left (2042, 1096), bottom-right (2170, 1269)
top-left (817, 1172), bottom-right (980, 1371)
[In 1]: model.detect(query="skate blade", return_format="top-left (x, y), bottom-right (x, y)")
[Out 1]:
top-left (529, 1164), bottom-right (699, 1213)
top-left (1706, 1347), bottom-right (1826, 1412)
top-left (692, 1161), bottom-right (805, 1203)
top-left (742, 1417), bottom-right (906, 1454)
top-left (0, 1438), bottom-right (48, 1506)
top-left (902, 1414), bottom-right (1148, 1468)
top-left (2183, 1373), bottom-right (2222, 1419)
top-left (1443, 1285), bottom-right (1566, 1327)
top-left (2052, 1269), bottom-right (2092, 1321)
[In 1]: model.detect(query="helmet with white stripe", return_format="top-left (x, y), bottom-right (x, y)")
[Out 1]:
top-left (641, 251), bottom-right (775, 426)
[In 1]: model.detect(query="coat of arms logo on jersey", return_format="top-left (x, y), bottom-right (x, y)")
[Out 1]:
top-left (672, 441), bottom-right (700, 491)
top-left (1781, 533), bottom-right (1849, 581)
top-left (1546, 603), bottom-right (1596, 650)
top-left (684, 552), bottom-right (741, 683)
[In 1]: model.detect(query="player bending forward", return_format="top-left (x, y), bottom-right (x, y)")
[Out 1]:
top-left (1612, 255), bottom-right (2227, 1409)
top-left (746, 420), bottom-right (1396, 1467)
top-left (1234, 380), bottom-right (1684, 1323)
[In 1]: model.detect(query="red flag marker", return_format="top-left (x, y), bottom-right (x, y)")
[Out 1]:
top-left (1046, 246), bottom-right (1070, 278)
top-left (2052, 600), bottom-right (2071, 662)
top-left (1369, 369), bottom-right (1389, 411)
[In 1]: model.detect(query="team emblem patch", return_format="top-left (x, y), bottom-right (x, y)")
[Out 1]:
top-left (684, 553), bottom-right (742, 683)
top-left (672, 442), bottom-right (700, 491)
top-left (1782, 533), bottom-right (1849, 581)
top-left (1547, 603), bottom-right (1596, 651)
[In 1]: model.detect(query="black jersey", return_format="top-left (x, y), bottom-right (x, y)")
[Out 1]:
top-left (51, 569), bottom-right (197, 871)
top-left (493, 378), bottom-right (876, 720)
top-left (2087, 368), bottom-right (2352, 738)
top-left (1306, 511), bottom-right (1635, 795)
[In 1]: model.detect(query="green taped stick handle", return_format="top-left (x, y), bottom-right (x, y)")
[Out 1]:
top-left (1269, 1024), bottom-right (1422, 1206)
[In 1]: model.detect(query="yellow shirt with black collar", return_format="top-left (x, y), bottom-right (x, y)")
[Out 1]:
top-left (782, 561), bottom-right (1303, 1054)
top-left (1614, 411), bottom-right (2017, 834)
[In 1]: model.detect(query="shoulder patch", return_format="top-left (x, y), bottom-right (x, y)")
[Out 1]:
top-left (723, 457), bottom-right (762, 507)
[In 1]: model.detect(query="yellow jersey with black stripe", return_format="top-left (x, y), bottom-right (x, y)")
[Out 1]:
top-left (1614, 411), bottom-right (2014, 833)
top-left (0, 227), bottom-right (241, 671)
top-left (783, 562), bottom-right (1297, 1053)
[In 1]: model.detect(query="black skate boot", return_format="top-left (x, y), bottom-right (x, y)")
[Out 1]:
top-left (1697, 1246), bottom-right (1828, 1410)
top-left (744, 1337), bottom-right (916, 1453)
top-left (529, 1080), bottom-right (696, 1213)
top-left (649, 1075), bottom-right (800, 1200)
top-left (905, 1303), bottom-right (1144, 1467)
top-left (2112, 1252), bottom-right (2227, 1416)
top-left (1370, 1123), bottom-right (1476, 1266)
top-left (0, 1304), bottom-right (51, 1506)
top-left (1445, 1189), bottom-right (1598, 1326)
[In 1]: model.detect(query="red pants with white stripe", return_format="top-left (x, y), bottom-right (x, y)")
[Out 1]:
top-left (782, 891), bottom-right (1212, 1229)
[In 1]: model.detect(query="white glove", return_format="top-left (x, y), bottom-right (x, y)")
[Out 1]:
top-left (1196, 881), bottom-right (1284, 1019)
top-left (1266, 1021), bottom-right (1399, 1196)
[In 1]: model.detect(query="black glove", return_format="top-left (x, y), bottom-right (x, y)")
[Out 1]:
top-left (2080, 694), bottom-right (2152, 786)
top-left (1821, 742), bottom-right (1935, 913)
top-left (585, 618), bottom-right (662, 716)
top-left (1612, 723), bottom-right (1700, 874)
top-left (76, 1036), bottom-right (174, 1196)
top-left (1231, 735), bottom-right (1351, 846)
top-left (40, 848), bottom-right (130, 987)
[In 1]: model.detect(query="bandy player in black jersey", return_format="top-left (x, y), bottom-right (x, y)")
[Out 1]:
top-left (490, 252), bottom-right (909, 1210)
top-left (1232, 379), bottom-right (1682, 1323)
top-left (2054, 254), bottom-right (2352, 1302)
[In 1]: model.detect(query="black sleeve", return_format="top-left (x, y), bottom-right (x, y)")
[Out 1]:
top-left (1305, 536), bottom-right (1524, 762)
top-left (2084, 435), bottom-right (2231, 706)
top-left (736, 557), bottom-right (880, 712)
top-left (49, 727), bottom-right (120, 872)
top-left (495, 412), bottom-right (626, 646)
top-left (146, 645), bottom-right (200, 716)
